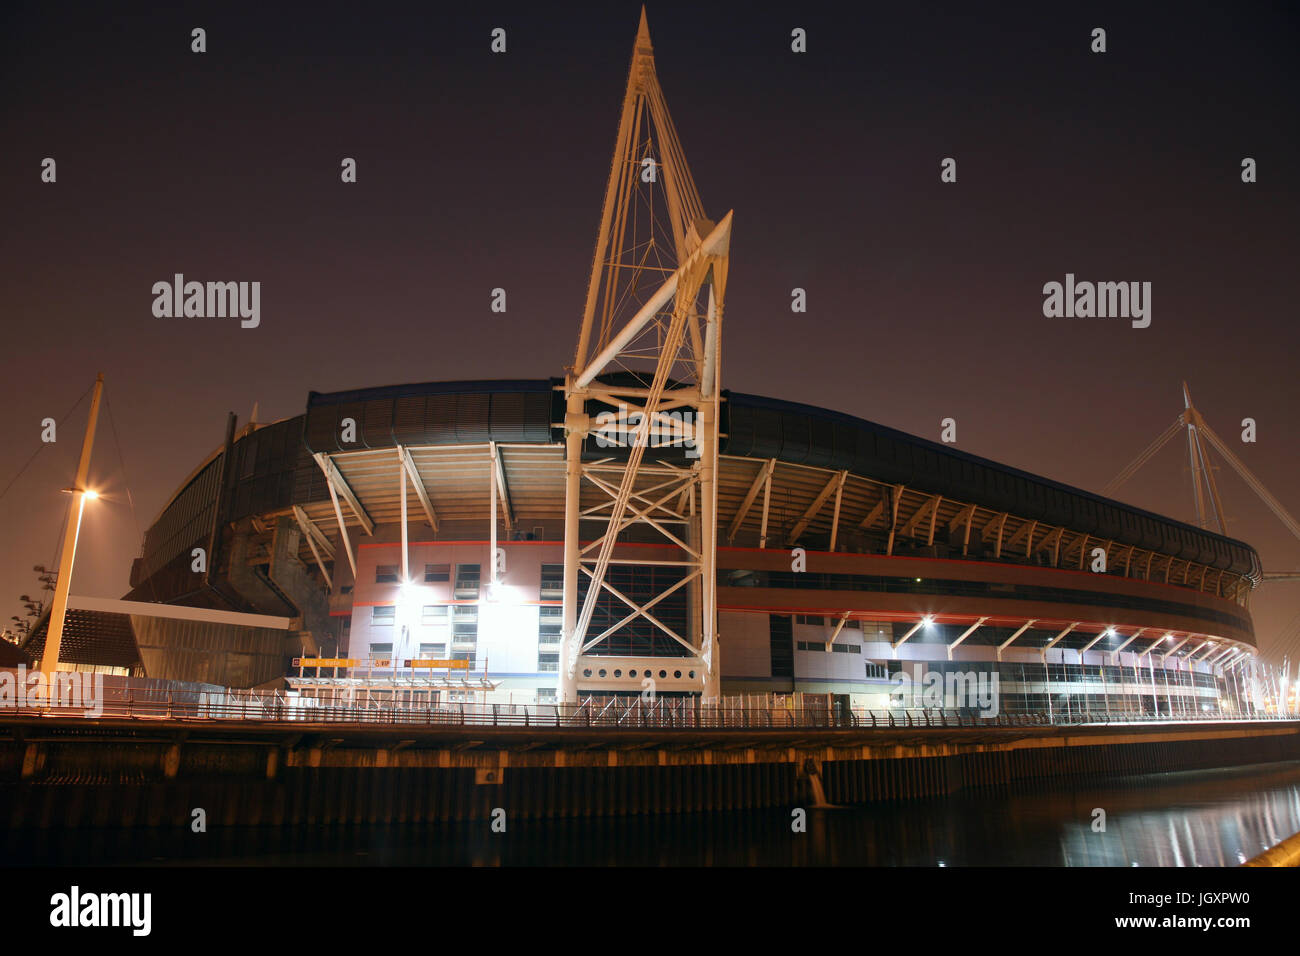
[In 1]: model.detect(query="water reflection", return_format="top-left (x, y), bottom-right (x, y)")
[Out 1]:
top-left (6, 761), bottom-right (1300, 866)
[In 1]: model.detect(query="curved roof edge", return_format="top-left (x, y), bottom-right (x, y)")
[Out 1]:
top-left (724, 390), bottom-right (1260, 554)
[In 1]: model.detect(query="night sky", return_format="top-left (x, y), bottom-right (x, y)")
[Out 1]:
top-left (2, 2), bottom-right (1298, 659)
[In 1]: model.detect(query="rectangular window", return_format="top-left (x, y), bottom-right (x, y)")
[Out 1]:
top-left (536, 687), bottom-right (557, 704)
top-left (369, 643), bottom-right (393, 657)
top-left (372, 605), bottom-right (395, 626)
top-left (538, 606), bottom-right (562, 645)
top-left (454, 564), bottom-right (481, 599)
top-left (375, 565), bottom-right (400, 584)
top-left (424, 563), bottom-right (450, 583)
top-left (451, 605), bottom-right (478, 648)
top-left (540, 564), bottom-right (564, 600)
top-left (770, 615), bottom-right (794, 679)
top-left (422, 605), bottom-right (449, 625)
top-left (538, 652), bottom-right (559, 672)
top-left (796, 615), bottom-right (824, 626)
top-left (418, 642), bottom-right (446, 658)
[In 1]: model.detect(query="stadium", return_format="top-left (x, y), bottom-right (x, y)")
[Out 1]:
top-left (18, 13), bottom-right (1266, 721)
top-left (54, 372), bottom-right (1252, 719)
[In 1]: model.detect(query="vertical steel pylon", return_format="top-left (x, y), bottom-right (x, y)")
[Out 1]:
top-left (559, 9), bottom-right (732, 702)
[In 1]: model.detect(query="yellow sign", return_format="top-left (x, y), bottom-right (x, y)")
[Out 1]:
top-left (406, 659), bottom-right (470, 670)
top-left (294, 658), bottom-right (357, 668)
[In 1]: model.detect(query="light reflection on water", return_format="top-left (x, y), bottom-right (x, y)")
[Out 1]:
top-left (6, 761), bottom-right (1300, 866)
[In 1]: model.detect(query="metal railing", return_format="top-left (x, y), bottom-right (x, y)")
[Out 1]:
top-left (2, 687), bottom-right (1294, 730)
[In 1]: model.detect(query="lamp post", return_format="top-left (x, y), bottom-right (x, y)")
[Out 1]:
top-left (40, 374), bottom-right (104, 675)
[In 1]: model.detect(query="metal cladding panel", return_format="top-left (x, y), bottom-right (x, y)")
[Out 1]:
top-left (1070, 496), bottom-right (1100, 536)
top-left (865, 432), bottom-right (911, 487)
top-left (291, 441), bottom-right (329, 505)
top-left (307, 379), bottom-right (557, 449)
top-left (1040, 485), bottom-right (1071, 528)
top-left (489, 390), bottom-right (553, 443)
top-left (304, 400), bottom-right (367, 453)
top-left (335, 402), bottom-right (368, 449)
top-left (455, 393), bottom-right (492, 442)
top-left (303, 400), bottom-right (340, 454)
top-left (1094, 502), bottom-right (1123, 541)
top-left (226, 415), bottom-right (306, 521)
top-left (1018, 474), bottom-right (1046, 520)
top-left (1193, 532), bottom-right (1220, 567)
top-left (490, 391), bottom-right (529, 442)
top-left (805, 415), bottom-right (836, 468)
top-left (425, 394), bottom-right (460, 444)
top-left (726, 402), bottom-right (778, 459)
top-left (392, 395), bottom-right (430, 445)
top-left (1188, 527), bottom-right (1215, 565)
top-left (832, 421), bottom-right (858, 464)
top-left (361, 398), bottom-right (394, 448)
top-left (138, 455), bottom-right (222, 584)
top-left (779, 410), bottom-right (811, 464)
top-left (1163, 525), bottom-right (1188, 561)
top-left (1146, 516), bottom-right (1168, 552)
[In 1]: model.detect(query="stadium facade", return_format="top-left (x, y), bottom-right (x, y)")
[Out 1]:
top-left (119, 376), bottom-right (1262, 716)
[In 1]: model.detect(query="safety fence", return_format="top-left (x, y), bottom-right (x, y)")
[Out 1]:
top-left (2, 686), bottom-right (1294, 730)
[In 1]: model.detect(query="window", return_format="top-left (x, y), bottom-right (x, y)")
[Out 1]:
top-left (455, 564), bottom-right (481, 599)
top-left (424, 563), bottom-right (450, 583)
top-left (536, 687), bottom-right (557, 704)
top-left (538, 606), bottom-right (562, 645)
top-left (451, 606), bottom-right (478, 648)
top-left (372, 605), bottom-right (395, 626)
top-left (796, 615), bottom-right (824, 626)
top-left (369, 643), bottom-right (393, 657)
top-left (769, 615), bottom-right (794, 679)
top-left (538, 651), bottom-right (559, 672)
top-left (540, 564), bottom-right (564, 600)
top-left (375, 565), bottom-right (400, 584)
top-left (422, 605), bottom-right (449, 625)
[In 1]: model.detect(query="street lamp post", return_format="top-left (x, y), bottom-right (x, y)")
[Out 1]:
top-left (40, 373), bottom-right (104, 675)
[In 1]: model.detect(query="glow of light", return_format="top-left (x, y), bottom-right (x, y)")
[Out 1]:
top-left (914, 577), bottom-right (922, 583)
top-left (1105, 627), bottom-right (1117, 638)
top-left (921, 615), bottom-right (935, 628)
top-left (397, 579), bottom-right (420, 610)
top-left (1164, 634), bottom-right (1175, 642)
top-left (83, 489), bottom-right (99, 500)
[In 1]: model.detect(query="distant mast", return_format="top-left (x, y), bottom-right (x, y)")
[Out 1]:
top-left (41, 373), bottom-right (105, 674)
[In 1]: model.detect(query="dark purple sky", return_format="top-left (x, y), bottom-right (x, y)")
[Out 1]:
top-left (3, 1), bottom-right (1298, 658)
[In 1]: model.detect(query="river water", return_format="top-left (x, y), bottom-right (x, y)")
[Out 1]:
top-left (7, 760), bottom-right (1300, 866)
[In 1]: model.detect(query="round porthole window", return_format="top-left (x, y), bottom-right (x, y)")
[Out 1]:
top-left (688, 670), bottom-right (696, 679)
top-left (583, 669), bottom-right (592, 677)
top-left (598, 668), bottom-right (607, 678)
top-left (614, 669), bottom-right (623, 678)
top-left (673, 670), bottom-right (682, 679)
top-left (659, 670), bottom-right (667, 679)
